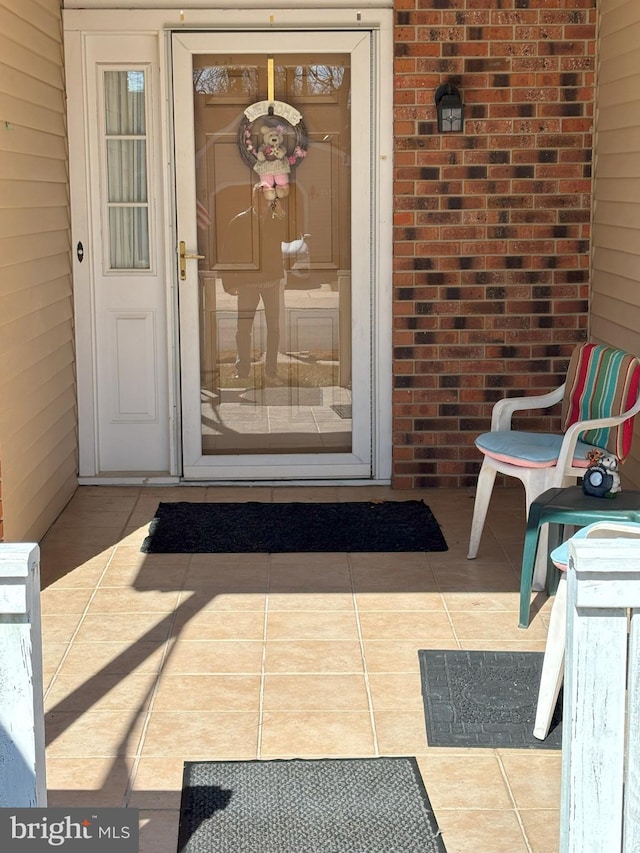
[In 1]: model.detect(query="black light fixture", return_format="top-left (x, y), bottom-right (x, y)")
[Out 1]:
top-left (434, 83), bottom-right (463, 133)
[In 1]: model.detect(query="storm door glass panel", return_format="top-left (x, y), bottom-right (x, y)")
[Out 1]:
top-left (193, 54), bottom-right (352, 455)
top-left (103, 69), bottom-right (150, 269)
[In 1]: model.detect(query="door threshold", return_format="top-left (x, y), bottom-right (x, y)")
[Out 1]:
top-left (78, 476), bottom-right (391, 487)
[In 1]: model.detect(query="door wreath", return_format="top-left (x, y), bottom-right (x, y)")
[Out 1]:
top-left (238, 100), bottom-right (307, 202)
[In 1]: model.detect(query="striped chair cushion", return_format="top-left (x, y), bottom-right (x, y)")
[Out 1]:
top-left (561, 343), bottom-right (640, 462)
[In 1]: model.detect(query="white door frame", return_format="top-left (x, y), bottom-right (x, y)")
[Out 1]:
top-left (64, 6), bottom-right (393, 483)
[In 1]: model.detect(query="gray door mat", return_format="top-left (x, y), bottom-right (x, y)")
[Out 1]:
top-left (330, 403), bottom-right (352, 419)
top-left (177, 757), bottom-right (447, 852)
top-left (418, 650), bottom-right (562, 749)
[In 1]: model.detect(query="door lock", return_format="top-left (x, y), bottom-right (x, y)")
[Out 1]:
top-left (178, 240), bottom-right (205, 280)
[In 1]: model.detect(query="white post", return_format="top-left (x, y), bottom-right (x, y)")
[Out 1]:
top-left (560, 536), bottom-right (640, 852)
top-left (0, 543), bottom-right (47, 806)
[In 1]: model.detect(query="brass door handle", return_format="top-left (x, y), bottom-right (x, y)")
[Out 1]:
top-left (178, 240), bottom-right (205, 280)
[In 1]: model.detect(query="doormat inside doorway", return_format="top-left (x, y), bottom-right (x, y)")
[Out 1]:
top-left (177, 757), bottom-right (447, 853)
top-left (141, 500), bottom-right (448, 554)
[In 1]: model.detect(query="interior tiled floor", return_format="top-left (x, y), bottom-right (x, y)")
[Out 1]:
top-left (39, 485), bottom-right (559, 853)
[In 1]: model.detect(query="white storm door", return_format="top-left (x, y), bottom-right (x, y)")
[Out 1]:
top-left (172, 30), bottom-right (375, 480)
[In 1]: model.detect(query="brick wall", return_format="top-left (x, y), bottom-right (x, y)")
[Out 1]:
top-left (392, 0), bottom-right (596, 488)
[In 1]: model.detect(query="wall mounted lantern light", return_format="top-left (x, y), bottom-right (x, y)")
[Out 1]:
top-left (434, 83), bottom-right (463, 133)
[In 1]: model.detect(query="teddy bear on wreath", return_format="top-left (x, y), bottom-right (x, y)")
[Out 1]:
top-left (253, 124), bottom-right (291, 201)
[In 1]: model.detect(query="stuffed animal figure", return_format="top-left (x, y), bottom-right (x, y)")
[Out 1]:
top-left (582, 448), bottom-right (622, 497)
top-left (254, 125), bottom-right (290, 200)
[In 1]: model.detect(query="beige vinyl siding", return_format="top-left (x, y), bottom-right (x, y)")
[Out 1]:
top-left (0, 0), bottom-right (77, 540)
top-left (591, 0), bottom-right (640, 488)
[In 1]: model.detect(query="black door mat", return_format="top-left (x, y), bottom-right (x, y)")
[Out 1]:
top-left (418, 650), bottom-right (562, 749)
top-left (141, 500), bottom-right (448, 554)
top-left (177, 757), bottom-right (447, 853)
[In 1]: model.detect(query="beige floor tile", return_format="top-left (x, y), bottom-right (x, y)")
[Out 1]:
top-left (177, 590), bottom-right (267, 612)
top-left (374, 709), bottom-right (429, 755)
top-left (500, 752), bottom-right (562, 810)
top-left (205, 485), bottom-right (274, 502)
top-left (46, 756), bottom-right (133, 807)
top-left (139, 810), bottom-right (180, 853)
top-left (416, 754), bottom-right (513, 811)
top-left (46, 710), bottom-right (146, 758)
top-left (57, 641), bottom-right (167, 676)
top-left (40, 613), bottom-right (84, 643)
top-left (73, 612), bottom-right (173, 644)
top-left (463, 639), bottom-right (547, 652)
top-left (45, 671), bottom-right (158, 714)
top-left (264, 640), bottom-right (363, 673)
top-left (162, 640), bottom-right (264, 674)
top-left (269, 551), bottom-right (350, 579)
top-left (356, 591), bottom-right (444, 610)
top-left (519, 809), bottom-right (560, 853)
top-left (153, 674), bottom-right (261, 712)
top-left (108, 545), bottom-right (190, 569)
top-left (53, 509), bottom-right (134, 528)
top-left (358, 610), bottom-right (456, 642)
top-left (363, 639), bottom-right (459, 672)
top-left (66, 489), bottom-right (140, 510)
top-left (267, 591), bottom-right (354, 610)
top-left (129, 757), bottom-right (185, 809)
top-left (42, 642), bottom-right (71, 674)
top-left (434, 809), bottom-right (530, 853)
top-left (263, 674), bottom-right (370, 711)
top-left (349, 551), bottom-right (433, 572)
top-left (170, 609), bottom-right (265, 641)
top-left (448, 610), bottom-right (548, 642)
top-left (42, 526), bottom-right (127, 549)
top-left (42, 562), bottom-right (107, 589)
top-left (266, 610), bottom-right (360, 640)
top-left (41, 588), bottom-right (94, 614)
top-left (367, 673), bottom-right (424, 711)
top-left (432, 565), bottom-right (520, 594)
top-left (441, 591), bottom-right (521, 611)
top-left (87, 588), bottom-right (181, 614)
top-left (259, 711), bottom-right (375, 757)
top-left (187, 553), bottom-right (269, 572)
top-left (99, 561), bottom-right (188, 589)
top-left (141, 711), bottom-right (259, 758)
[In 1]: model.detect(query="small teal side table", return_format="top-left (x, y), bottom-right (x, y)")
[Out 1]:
top-left (519, 486), bottom-right (640, 628)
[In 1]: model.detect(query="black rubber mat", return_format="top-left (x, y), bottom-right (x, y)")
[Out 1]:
top-left (418, 649), bottom-right (562, 749)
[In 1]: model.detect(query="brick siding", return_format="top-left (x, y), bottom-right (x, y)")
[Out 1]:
top-left (392, 0), bottom-right (596, 488)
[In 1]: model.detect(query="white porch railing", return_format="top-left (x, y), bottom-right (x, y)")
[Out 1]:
top-left (0, 543), bottom-right (47, 806)
top-left (561, 535), bottom-right (640, 852)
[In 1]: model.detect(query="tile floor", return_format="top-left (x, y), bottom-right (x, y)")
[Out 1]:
top-left (39, 485), bottom-right (560, 853)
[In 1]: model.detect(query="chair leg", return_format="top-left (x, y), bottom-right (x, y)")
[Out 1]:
top-left (467, 460), bottom-right (497, 559)
top-left (533, 574), bottom-right (566, 740)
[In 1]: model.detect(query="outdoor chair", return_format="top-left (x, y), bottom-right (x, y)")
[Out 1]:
top-left (467, 343), bottom-right (640, 591)
top-left (533, 520), bottom-right (640, 741)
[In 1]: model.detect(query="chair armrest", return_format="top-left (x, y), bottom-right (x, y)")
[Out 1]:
top-left (557, 411), bottom-right (636, 473)
top-left (491, 384), bottom-right (566, 431)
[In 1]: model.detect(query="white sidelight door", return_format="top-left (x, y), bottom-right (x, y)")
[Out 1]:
top-left (173, 31), bottom-right (378, 480)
